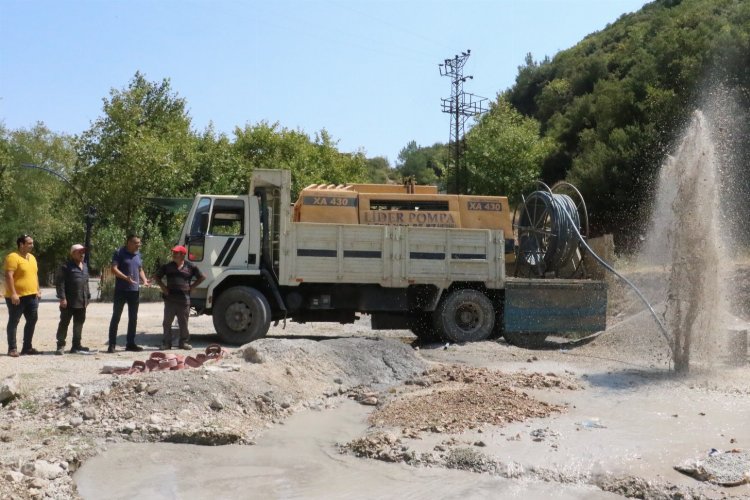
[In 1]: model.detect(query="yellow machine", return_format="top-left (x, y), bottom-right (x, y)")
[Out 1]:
top-left (293, 182), bottom-right (513, 237)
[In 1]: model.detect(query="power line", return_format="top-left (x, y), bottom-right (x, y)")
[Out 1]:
top-left (439, 49), bottom-right (487, 194)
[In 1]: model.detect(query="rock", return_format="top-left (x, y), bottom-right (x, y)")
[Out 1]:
top-left (28, 477), bottom-right (48, 489)
top-left (68, 383), bottom-right (82, 398)
top-left (3, 470), bottom-right (25, 482)
top-left (101, 363), bottom-right (132, 374)
top-left (121, 422), bottom-right (136, 434)
top-left (147, 387), bottom-right (160, 396)
top-left (210, 398), bottom-right (225, 410)
top-left (20, 460), bottom-right (64, 480)
top-left (333, 377), bottom-right (343, 384)
top-left (82, 408), bottom-right (98, 420)
top-left (69, 416), bottom-right (84, 427)
top-left (0, 375), bottom-right (19, 404)
top-left (135, 382), bottom-right (148, 393)
top-left (241, 345), bottom-right (265, 363)
top-left (360, 396), bottom-right (378, 406)
top-left (149, 414), bottom-right (163, 424)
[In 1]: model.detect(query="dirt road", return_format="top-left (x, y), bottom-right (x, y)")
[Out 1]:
top-left (1, 287), bottom-right (749, 499)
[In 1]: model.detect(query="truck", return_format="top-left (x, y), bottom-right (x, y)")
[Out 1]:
top-left (178, 169), bottom-right (607, 346)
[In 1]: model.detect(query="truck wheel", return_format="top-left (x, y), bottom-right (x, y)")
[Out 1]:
top-left (212, 286), bottom-right (271, 345)
top-left (503, 332), bottom-right (548, 348)
top-left (433, 289), bottom-right (495, 343)
top-left (409, 313), bottom-right (442, 343)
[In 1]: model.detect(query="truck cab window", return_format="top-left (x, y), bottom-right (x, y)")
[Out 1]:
top-left (190, 198), bottom-right (212, 236)
top-left (210, 199), bottom-right (245, 236)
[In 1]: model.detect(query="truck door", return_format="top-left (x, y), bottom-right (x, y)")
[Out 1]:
top-left (185, 196), bottom-right (253, 282)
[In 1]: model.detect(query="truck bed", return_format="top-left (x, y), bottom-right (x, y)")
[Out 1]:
top-left (280, 222), bottom-right (505, 289)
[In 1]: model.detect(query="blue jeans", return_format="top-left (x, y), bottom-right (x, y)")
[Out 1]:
top-left (108, 289), bottom-right (140, 346)
top-left (6, 295), bottom-right (38, 352)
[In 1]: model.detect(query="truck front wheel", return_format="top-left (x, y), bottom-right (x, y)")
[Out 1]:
top-left (212, 286), bottom-right (271, 345)
top-left (433, 289), bottom-right (495, 343)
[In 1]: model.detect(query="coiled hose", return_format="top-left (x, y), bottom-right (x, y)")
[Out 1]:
top-left (517, 190), bottom-right (581, 274)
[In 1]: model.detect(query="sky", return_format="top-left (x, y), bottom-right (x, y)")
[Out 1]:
top-left (1, 0), bottom-right (650, 165)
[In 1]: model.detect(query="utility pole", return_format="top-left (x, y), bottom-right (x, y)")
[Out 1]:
top-left (439, 49), bottom-right (487, 194)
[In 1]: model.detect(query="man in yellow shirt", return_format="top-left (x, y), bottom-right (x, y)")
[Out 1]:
top-left (4, 234), bottom-right (42, 357)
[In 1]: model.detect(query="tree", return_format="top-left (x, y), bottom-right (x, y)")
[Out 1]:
top-left (0, 123), bottom-right (80, 278)
top-left (395, 140), bottom-right (445, 186)
top-left (75, 72), bottom-right (196, 232)
top-left (463, 100), bottom-right (554, 202)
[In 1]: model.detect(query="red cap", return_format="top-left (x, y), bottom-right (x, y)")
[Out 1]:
top-left (171, 245), bottom-right (187, 254)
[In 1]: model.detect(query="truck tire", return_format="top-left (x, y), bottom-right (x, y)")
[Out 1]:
top-left (503, 332), bottom-right (548, 348)
top-left (212, 286), bottom-right (271, 345)
top-left (409, 313), bottom-right (442, 343)
top-left (433, 289), bottom-right (495, 343)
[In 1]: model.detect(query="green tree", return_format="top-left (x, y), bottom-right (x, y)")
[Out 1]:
top-left (75, 72), bottom-right (196, 232)
top-left (463, 100), bottom-right (554, 202)
top-left (395, 140), bottom-right (445, 186)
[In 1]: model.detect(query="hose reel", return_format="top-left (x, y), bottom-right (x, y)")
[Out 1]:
top-left (514, 181), bottom-right (589, 278)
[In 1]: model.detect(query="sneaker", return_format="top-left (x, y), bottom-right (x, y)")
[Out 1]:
top-left (20, 348), bottom-right (41, 355)
top-left (107, 344), bottom-right (116, 353)
top-left (8, 349), bottom-right (19, 358)
top-left (125, 344), bottom-right (144, 352)
top-left (55, 348), bottom-right (64, 356)
top-left (70, 346), bottom-right (90, 354)
top-left (178, 343), bottom-right (193, 351)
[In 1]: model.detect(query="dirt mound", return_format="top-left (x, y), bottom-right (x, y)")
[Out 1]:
top-left (368, 365), bottom-right (577, 435)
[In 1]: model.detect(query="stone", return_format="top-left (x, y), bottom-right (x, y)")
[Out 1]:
top-left (29, 477), bottom-right (48, 489)
top-left (20, 460), bottom-right (64, 480)
top-left (0, 375), bottom-right (19, 404)
top-left (2, 470), bottom-right (25, 482)
top-left (135, 382), bottom-right (148, 393)
top-left (69, 416), bottom-right (84, 427)
top-left (360, 396), bottom-right (378, 406)
top-left (82, 408), bottom-right (98, 420)
top-left (68, 383), bottom-right (82, 398)
top-left (210, 398), bottom-right (225, 410)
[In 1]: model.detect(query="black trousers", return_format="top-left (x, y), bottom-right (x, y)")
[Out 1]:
top-left (162, 298), bottom-right (190, 346)
top-left (56, 307), bottom-right (87, 348)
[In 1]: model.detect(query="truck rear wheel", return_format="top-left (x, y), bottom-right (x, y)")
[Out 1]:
top-left (433, 289), bottom-right (495, 343)
top-left (212, 286), bottom-right (271, 345)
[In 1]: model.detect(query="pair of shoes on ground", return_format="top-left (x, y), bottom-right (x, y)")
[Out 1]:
top-left (20, 348), bottom-right (41, 356)
top-left (161, 343), bottom-right (192, 351)
top-left (56, 346), bottom-right (90, 355)
top-left (106, 344), bottom-right (143, 353)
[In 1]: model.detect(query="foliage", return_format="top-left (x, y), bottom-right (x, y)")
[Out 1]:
top-left (504, 0), bottom-right (750, 245)
top-left (0, 123), bottom-right (80, 280)
top-left (394, 140), bottom-right (446, 187)
top-left (74, 71), bottom-right (197, 232)
top-left (463, 100), bottom-right (554, 202)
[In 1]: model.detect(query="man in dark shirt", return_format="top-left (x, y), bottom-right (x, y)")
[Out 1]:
top-left (153, 245), bottom-right (205, 350)
top-left (55, 244), bottom-right (91, 355)
top-left (107, 234), bottom-right (149, 353)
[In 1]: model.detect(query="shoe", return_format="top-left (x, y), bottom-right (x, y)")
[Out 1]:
top-left (160, 344), bottom-right (172, 350)
top-left (20, 348), bottom-right (41, 355)
top-left (70, 346), bottom-right (90, 354)
top-left (179, 343), bottom-right (193, 351)
top-left (55, 348), bottom-right (64, 356)
top-left (8, 349), bottom-right (19, 358)
top-left (107, 344), bottom-right (116, 353)
top-left (125, 344), bottom-right (144, 352)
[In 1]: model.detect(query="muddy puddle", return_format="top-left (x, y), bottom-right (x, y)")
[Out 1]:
top-left (75, 400), bottom-right (616, 499)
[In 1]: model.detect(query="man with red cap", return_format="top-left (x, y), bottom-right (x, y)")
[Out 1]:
top-left (152, 245), bottom-right (205, 350)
